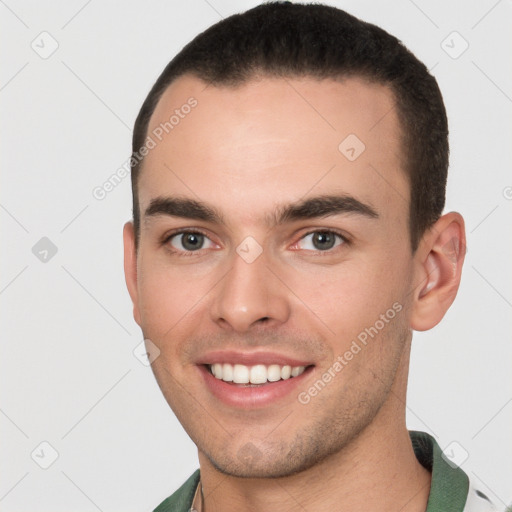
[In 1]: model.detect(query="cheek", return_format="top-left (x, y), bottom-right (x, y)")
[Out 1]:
top-left (137, 260), bottom-right (206, 341)
top-left (282, 251), bottom-right (411, 344)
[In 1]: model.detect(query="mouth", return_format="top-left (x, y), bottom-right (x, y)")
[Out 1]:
top-left (197, 356), bottom-right (314, 408)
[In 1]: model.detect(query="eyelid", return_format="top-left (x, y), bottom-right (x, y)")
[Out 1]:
top-left (300, 228), bottom-right (350, 242)
top-left (162, 227), bottom-right (207, 242)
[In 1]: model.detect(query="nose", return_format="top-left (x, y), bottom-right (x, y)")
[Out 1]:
top-left (209, 247), bottom-right (291, 333)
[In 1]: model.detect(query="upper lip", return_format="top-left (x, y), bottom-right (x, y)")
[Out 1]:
top-left (196, 350), bottom-right (313, 367)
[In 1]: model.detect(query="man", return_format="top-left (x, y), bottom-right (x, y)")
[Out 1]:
top-left (123, 3), bottom-right (502, 511)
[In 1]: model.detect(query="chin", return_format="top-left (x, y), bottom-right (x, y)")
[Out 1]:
top-left (203, 436), bottom-right (336, 479)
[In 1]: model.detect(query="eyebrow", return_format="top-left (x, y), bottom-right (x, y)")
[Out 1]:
top-left (143, 194), bottom-right (379, 227)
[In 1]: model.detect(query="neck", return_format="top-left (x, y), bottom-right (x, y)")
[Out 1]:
top-left (197, 344), bottom-right (431, 512)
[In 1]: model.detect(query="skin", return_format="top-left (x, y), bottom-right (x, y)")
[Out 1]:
top-left (124, 75), bottom-right (466, 511)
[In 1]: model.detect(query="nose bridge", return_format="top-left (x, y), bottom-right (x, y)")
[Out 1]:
top-left (210, 243), bottom-right (290, 332)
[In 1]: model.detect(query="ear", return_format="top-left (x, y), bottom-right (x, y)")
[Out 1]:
top-left (410, 212), bottom-right (466, 331)
top-left (123, 221), bottom-right (141, 326)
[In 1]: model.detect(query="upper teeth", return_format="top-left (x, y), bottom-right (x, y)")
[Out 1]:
top-left (209, 363), bottom-right (306, 384)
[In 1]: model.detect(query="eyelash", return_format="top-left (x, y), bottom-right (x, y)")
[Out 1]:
top-left (161, 228), bottom-right (350, 257)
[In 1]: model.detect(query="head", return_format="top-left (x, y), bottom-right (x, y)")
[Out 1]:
top-left (124, 2), bottom-right (465, 479)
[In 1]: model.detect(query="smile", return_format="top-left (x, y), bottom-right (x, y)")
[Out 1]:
top-left (208, 363), bottom-right (307, 384)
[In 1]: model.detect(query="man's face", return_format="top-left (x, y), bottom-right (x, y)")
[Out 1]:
top-left (126, 75), bottom-right (417, 477)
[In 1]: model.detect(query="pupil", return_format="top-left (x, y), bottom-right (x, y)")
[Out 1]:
top-left (313, 232), bottom-right (335, 250)
top-left (183, 233), bottom-right (203, 251)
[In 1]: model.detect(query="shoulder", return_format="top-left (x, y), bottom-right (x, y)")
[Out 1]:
top-left (153, 470), bottom-right (200, 512)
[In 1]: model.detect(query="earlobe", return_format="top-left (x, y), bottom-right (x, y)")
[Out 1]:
top-left (410, 212), bottom-right (466, 331)
top-left (123, 221), bottom-right (141, 326)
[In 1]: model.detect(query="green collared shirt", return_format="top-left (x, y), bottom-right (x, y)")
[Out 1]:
top-left (153, 431), bottom-right (498, 512)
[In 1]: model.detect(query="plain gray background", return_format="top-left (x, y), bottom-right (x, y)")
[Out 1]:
top-left (1, 0), bottom-right (511, 510)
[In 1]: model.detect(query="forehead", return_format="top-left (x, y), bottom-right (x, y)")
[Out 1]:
top-left (139, 74), bottom-right (407, 228)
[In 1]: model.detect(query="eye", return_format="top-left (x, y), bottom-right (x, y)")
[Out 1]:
top-left (167, 231), bottom-right (216, 252)
top-left (295, 230), bottom-right (346, 251)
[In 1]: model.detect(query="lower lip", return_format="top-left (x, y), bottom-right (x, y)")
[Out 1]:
top-left (198, 365), bottom-right (313, 409)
